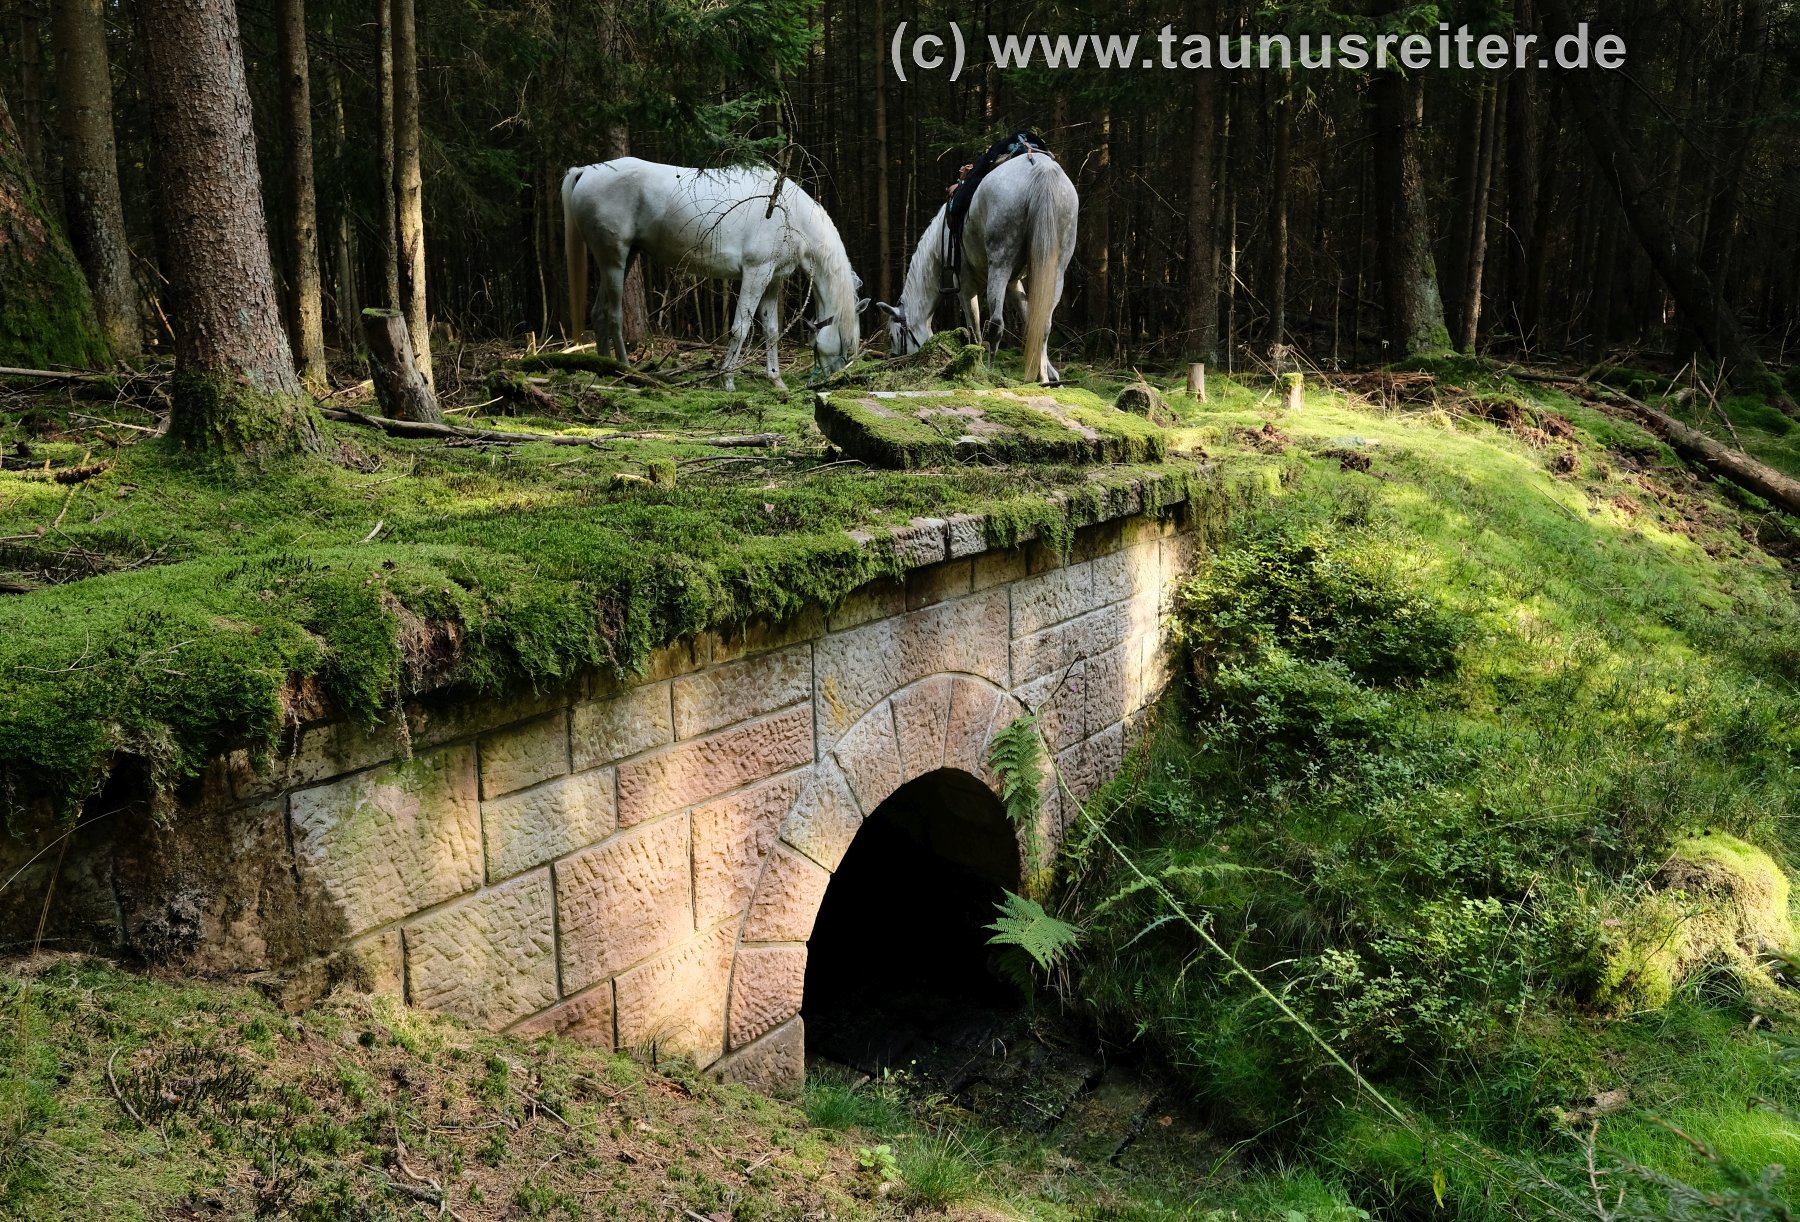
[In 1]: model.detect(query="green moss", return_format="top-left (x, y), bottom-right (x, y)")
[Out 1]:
top-left (816, 387), bottom-right (1167, 469)
top-left (512, 350), bottom-right (632, 376)
top-left (0, 163), bottom-right (111, 370)
top-left (164, 371), bottom-right (325, 459)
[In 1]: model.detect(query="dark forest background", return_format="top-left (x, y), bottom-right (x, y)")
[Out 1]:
top-left (4, 0), bottom-right (1797, 383)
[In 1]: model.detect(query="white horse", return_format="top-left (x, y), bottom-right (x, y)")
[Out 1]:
top-left (877, 152), bottom-right (1078, 384)
top-left (563, 157), bottom-right (866, 389)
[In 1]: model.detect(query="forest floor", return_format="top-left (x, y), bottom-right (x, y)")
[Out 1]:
top-left (5, 340), bottom-right (1800, 1219)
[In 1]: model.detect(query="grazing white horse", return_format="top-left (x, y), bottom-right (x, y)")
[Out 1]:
top-left (563, 157), bottom-right (866, 389)
top-left (877, 152), bottom-right (1078, 384)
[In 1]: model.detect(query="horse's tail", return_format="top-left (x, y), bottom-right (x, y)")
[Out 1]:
top-left (1021, 161), bottom-right (1073, 384)
top-left (562, 166), bottom-right (589, 342)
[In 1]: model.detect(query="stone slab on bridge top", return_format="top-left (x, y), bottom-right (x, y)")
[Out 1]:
top-left (814, 388), bottom-right (1169, 469)
top-left (6, 475), bottom-right (1206, 1100)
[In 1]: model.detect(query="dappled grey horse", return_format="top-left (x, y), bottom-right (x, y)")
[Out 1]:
top-left (878, 151), bottom-right (1079, 384)
top-left (563, 157), bottom-right (866, 389)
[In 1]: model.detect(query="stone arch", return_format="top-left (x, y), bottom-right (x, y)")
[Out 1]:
top-left (711, 672), bottom-right (1043, 1093)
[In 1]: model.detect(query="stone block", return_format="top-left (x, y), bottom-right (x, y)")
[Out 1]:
top-left (704, 609), bottom-right (827, 666)
top-left (289, 746), bottom-right (483, 938)
top-left (406, 687), bottom-right (567, 755)
top-left (1071, 520), bottom-right (1124, 564)
top-left (405, 870), bottom-right (557, 1030)
top-left (254, 719), bottom-right (404, 797)
top-left (971, 546), bottom-right (1027, 591)
top-left (557, 816), bottom-right (692, 991)
top-left (779, 765), bottom-right (861, 872)
top-left (1123, 540), bottom-right (1160, 601)
top-left (813, 590), bottom-right (1009, 745)
top-left (943, 677), bottom-right (1005, 779)
top-left (616, 706), bottom-right (813, 826)
top-left (1084, 644), bottom-right (1132, 732)
top-left (728, 944), bottom-right (806, 1048)
top-left (511, 982), bottom-right (615, 1048)
top-left (613, 926), bottom-right (734, 1063)
top-left (743, 844), bottom-right (831, 943)
top-left (1015, 665), bottom-right (1085, 753)
top-left (905, 560), bottom-right (973, 610)
top-left (571, 683), bottom-right (672, 771)
top-left (1160, 532), bottom-right (1202, 597)
top-left (944, 513), bottom-right (988, 560)
top-left (693, 772), bottom-right (805, 926)
top-left (825, 577), bottom-right (905, 632)
top-left (350, 930), bottom-right (405, 995)
top-left (1010, 603), bottom-right (1129, 686)
top-left (709, 1016), bottom-right (804, 1098)
top-left (673, 645), bottom-right (811, 740)
top-left (480, 713), bottom-right (568, 799)
top-left (1010, 562), bottom-right (1094, 638)
top-left (889, 517), bottom-right (949, 569)
top-left (832, 702), bottom-right (905, 815)
top-left (1121, 515), bottom-right (1176, 546)
top-left (1089, 548), bottom-right (1133, 607)
top-left (482, 769), bottom-right (615, 883)
top-left (640, 637), bottom-right (710, 682)
top-left (891, 676), bottom-right (953, 778)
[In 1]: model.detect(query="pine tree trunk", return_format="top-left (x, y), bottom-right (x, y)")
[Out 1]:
top-left (324, 12), bottom-right (360, 352)
top-left (1541, 0), bottom-right (1787, 406)
top-left (1269, 90), bottom-right (1292, 370)
top-left (1458, 79), bottom-right (1499, 354)
top-left (873, 0), bottom-right (892, 305)
top-left (13, 2), bottom-right (48, 186)
top-left (136, 0), bottom-right (321, 456)
top-left (1182, 0), bottom-right (1220, 363)
top-left (1506, 0), bottom-right (1543, 346)
top-left (49, 0), bottom-right (138, 362)
top-left (1371, 70), bottom-right (1451, 357)
top-left (391, 0), bottom-right (432, 390)
top-left (597, 1), bottom-right (644, 346)
top-left (276, 0), bottom-right (326, 385)
top-left (376, 0), bottom-right (401, 312)
top-left (0, 89), bottom-right (109, 367)
top-left (1085, 109), bottom-right (1112, 344)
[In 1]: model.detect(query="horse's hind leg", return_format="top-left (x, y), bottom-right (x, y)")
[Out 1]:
top-left (601, 260), bottom-right (629, 362)
top-left (981, 265), bottom-right (1011, 349)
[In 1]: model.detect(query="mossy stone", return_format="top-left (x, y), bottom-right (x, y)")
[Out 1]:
top-left (1114, 382), bottom-right (1176, 427)
top-left (815, 388), bottom-right (1168, 470)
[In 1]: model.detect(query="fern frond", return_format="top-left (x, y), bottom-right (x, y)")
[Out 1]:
top-left (985, 891), bottom-right (1083, 971)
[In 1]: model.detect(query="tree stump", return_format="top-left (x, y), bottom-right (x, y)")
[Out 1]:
top-left (1281, 372), bottom-right (1304, 411)
top-left (362, 307), bottom-right (442, 423)
top-left (1186, 363), bottom-right (1207, 402)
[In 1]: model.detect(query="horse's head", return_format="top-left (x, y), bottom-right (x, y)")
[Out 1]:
top-left (806, 301), bottom-right (866, 377)
top-left (877, 301), bottom-right (931, 357)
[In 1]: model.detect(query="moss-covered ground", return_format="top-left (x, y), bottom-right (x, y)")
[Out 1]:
top-left (1054, 361), bottom-right (1800, 1218)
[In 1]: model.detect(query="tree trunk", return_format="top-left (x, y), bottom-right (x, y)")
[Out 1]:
top-left (362, 307), bottom-right (442, 423)
top-left (324, 11), bottom-right (360, 352)
top-left (13, 1), bottom-right (49, 186)
top-left (376, 0), bottom-right (401, 312)
top-left (1506, 0), bottom-right (1543, 346)
top-left (1180, 5), bottom-right (1224, 363)
top-left (1370, 69), bottom-right (1451, 357)
top-left (1458, 79), bottom-right (1499, 353)
top-left (873, 0), bottom-right (892, 305)
top-left (1269, 88), bottom-right (1292, 370)
top-left (1699, 0), bottom-right (1766, 296)
top-left (1085, 109), bottom-right (1112, 344)
top-left (49, 0), bottom-right (138, 362)
top-left (391, 0), bottom-right (431, 390)
top-left (1541, 0), bottom-right (1787, 406)
top-left (276, 0), bottom-right (326, 386)
top-left (136, 0), bottom-right (321, 456)
top-left (0, 89), bottom-right (109, 368)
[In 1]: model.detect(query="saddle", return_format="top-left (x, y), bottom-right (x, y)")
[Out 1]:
top-left (942, 131), bottom-right (1051, 295)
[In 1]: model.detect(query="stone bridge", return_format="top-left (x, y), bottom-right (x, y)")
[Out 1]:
top-left (5, 492), bottom-right (1199, 1095)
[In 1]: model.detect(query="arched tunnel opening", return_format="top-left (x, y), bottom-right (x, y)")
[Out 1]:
top-left (803, 768), bottom-right (1024, 1079)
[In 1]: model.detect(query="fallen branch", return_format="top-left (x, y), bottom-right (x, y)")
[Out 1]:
top-left (1508, 369), bottom-right (1800, 518)
top-left (0, 365), bottom-right (118, 384)
top-left (319, 407), bottom-right (785, 450)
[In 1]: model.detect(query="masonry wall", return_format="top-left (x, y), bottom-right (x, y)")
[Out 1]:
top-left (0, 501), bottom-right (1200, 1095)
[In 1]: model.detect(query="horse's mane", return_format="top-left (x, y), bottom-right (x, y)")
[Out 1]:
top-left (787, 188), bottom-right (859, 329)
top-left (899, 206), bottom-right (948, 333)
